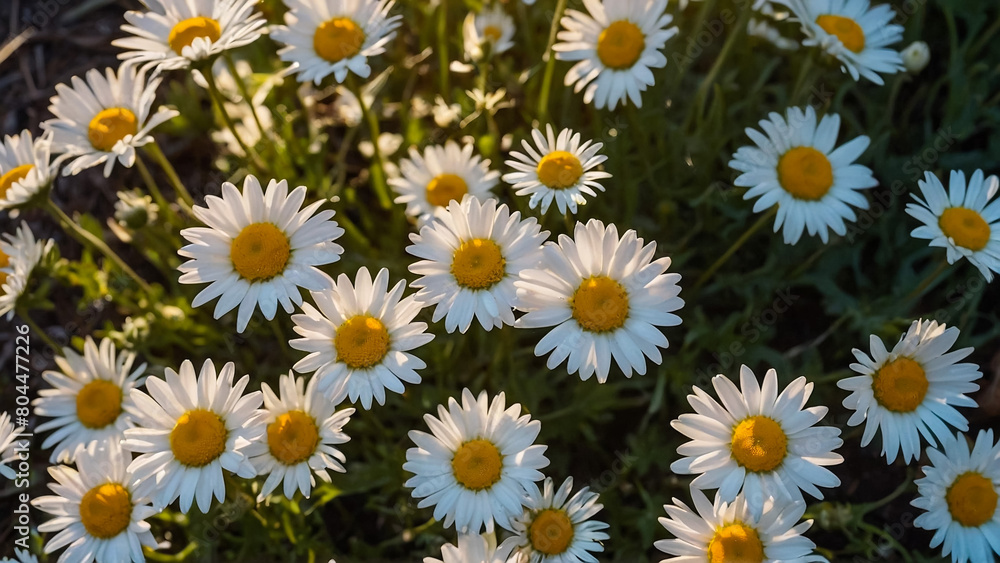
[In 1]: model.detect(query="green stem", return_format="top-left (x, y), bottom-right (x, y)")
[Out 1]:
top-left (694, 207), bottom-right (777, 291)
top-left (352, 80), bottom-right (393, 210)
top-left (537, 0), bottom-right (568, 124)
top-left (45, 200), bottom-right (155, 294)
top-left (684, 6), bottom-right (751, 132)
top-left (905, 258), bottom-right (951, 302)
top-left (437, 0), bottom-right (450, 101)
top-left (857, 522), bottom-right (915, 563)
top-left (135, 155), bottom-right (183, 226)
top-left (144, 141), bottom-right (196, 211)
top-left (202, 67), bottom-right (268, 173)
top-left (16, 308), bottom-right (60, 352)
top-left (223, 54), bottom-right (294, 174)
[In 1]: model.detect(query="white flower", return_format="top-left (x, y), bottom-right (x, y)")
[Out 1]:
top-left (407, 196), bottom-right (548, 333)
top-left (901, 40), bottom-right (930, 73)
top-left (552, 0), bottom-right (678, 110)
top-left (42, 64), bottom-right (178, 177)
top-left (463, 4), bottom-right (516, 62)
top-left (114, 189), bottom-right (159, 229)
top-left (670, 365), bottom-right (844, 519)
top-left (729, 106), bottom-right (877, 244)
top-left (432, 96), bottom-right (462, 128)
top-left (515, 219), bottom-right (684, 383)
top-left (290, 267), bottom-right (435, 409)
top-left (839, 319), bottom-right (982, 464)
top-left (248, 373), bottom-right (353, 502)
top-left (503, 125), bottom-right (611, 215)
top-left (0, 222), bottom-right (53, 320)
top-left (271, 0), bottom-right (402, 85)
top-left (404, 389), bottom-right (549, 534)
top-left (0, 549), bottom-right (38, 563)
top-left (748, 18), bottom-right (799, 51)
top-left (178, 175), bottom-right (345, 333)
top-left (507, 477), bottom-right (610, 563)
top-left (31, 446), bottom-right (158, 563)
top-left (122, 359), bottom-right (263, 512)
top-left (33, 337), bottom-right (147, 464)
top-left (424, 533), bottom-right (518, 563)
top-left (905, 170), bottom-right (1000, 282)
top-left (112, 0), bottom-right (266, 72)
top-left (656, 488), bottom-right (827, 562)
top-left (0, 412), bottom-right (26, 480)
top-left (0, 129), bottom-right (57, 212)
top-left (912, 430), bottom-right (1000, 563)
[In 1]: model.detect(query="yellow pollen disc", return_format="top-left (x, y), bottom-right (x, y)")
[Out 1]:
top-left (537, 151), bottom-right (584, 190)
top-left (0, 164), bottom-right (34, 198)
top-left (314, 17), bottom-right (366, 63)
top-left (529, 509), bottom-right (575, 555)
top-left (168, 16), bottom-right (222, 54)
top-left (79, 483), bottom-right (132, 539)
top-left (946, 472), bottom-right (998, 527)
top-left (872, 357), bottom-right (928, 413)
top-left (816, 15), bottom-right (866, 53)
top-left (451, 439), bottom-right (502, 490)
top-left (597, 20), bottom-right (646, 70)
top-left (777, 146), bottom-right (834, 201)
top-left (939, 207), bottom-right (991, 251)
top-left (0, 248), bottom-right (9, 288)
top-left (730, 416), bottom-right (788, 472)
top-left (88, 108), bottom-right (138, 152)
top-left (267, 410), bottom-right (320, 466)
top-left (483, 25), bottom-right (503, 42)
top-left (425, 173), bottom-right (469, 207)
top-left (571, 275), bottom-right (629, 333)
top-left (230, 223), bottom-right (291, 281)
top-left (451, 238), bottom-right (506, 290)
top-left (170, 409), bottom-right (228, 467)
top-left (707, 522), bottom-right (765, 563)
top-left (75, 379), bottom-right (123, 429)
top-left (335, 314), bottom-right (391, 369)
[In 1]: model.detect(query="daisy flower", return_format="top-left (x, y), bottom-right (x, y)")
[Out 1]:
top-left (33, 337), bottom-right (147, 464)
top-left (1, 222), bottom-right (54, 320)
top-left (112, 0), bottom-right (266, 72)
top-left (775, 0), bottom-right (904, 85)
top-left (390, 141), bottom-right (500, 225)
top-left (515, 219), bottom-right (684, 383)
top-left (0, 412), bottom-right (26, 480)
top-left (0, 549), bottom-right (37, 563)
top-left (656, 488), bottom-right (826, 562)
top-left (507, 477), bottom-right (610, 563)
top-left (906, 170), bottom-right (1000, 282)
top-left (178, 175), bottom-right (345, 333)
top-left (729, 106), bottom-right (878, 244)
top-left (406, 197), bottom-right (548, 333)
top-left (503, 125), bottom-right (611, 215)
top-left (271, 0), bottom-right (402, 85)
top-left (839, 319), bottom-right (982, 464)
top-left (122, 359), bottom-right (263, 512)
top-left (912, 430), bottom-right (1000, 563)
top-left (403, 388), bottom-right (549, 534)
top-left (670, 365), bottom-right (844, 519)
top-left (463, 4), bottom-right (516, 62)
top-left (424, 533), bottom-right (518, 563)
top-left (552, 0), bottom-right (678, 110)
top-left (31, 446), bottom-right (158, 563)
top-left (0, 129), bottom-right (57, 212)
top-left (248, 373), bottom-right (353, 502)
top-left (42, 64), bottom-right (179, 177)
top-left (290, 267), bottom-right (434, 409)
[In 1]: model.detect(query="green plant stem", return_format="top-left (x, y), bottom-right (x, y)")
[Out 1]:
top-left (144, 141), bottom-right (196, 211)
top-left (16, 308), bottom-right (60, 352)
top-left (905, 258), bottom-right (951, 302)
top-left (694, 207), bottom-right (777, 291)
top-left (857, 522), bottom-right (915, 563)
top-left (223, 54), bottom-right (294, 174)
top-left (537, 0), bottom-right (568, 124)
top-left (44, 200), bottom-right (155, 294)
top-left (202, 67), bottom-right (268, 172)
top-left (684, 6), bottom-right (751, 132)
top-left (135, 155), bottom-right (184, 226)
top-left (352, 80), bottom-right (393, 210)
top-left (436, 0), bottom-right (450, 100)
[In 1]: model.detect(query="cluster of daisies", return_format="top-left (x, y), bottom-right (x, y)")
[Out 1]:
top-left (0, 0), bottom-right (997, 562)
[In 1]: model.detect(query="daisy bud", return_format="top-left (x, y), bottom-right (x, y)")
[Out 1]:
top-left (902, 41), bottom-right (930, 73)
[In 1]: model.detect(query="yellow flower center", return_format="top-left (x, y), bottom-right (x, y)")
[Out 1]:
top-left (230, 223), bottom-right (291, 281)
top-left (79, 483), bottom-right (132, 539)
top-left (88, 108), bottom-right (138, 152)
top-left (816, 15), bottom-right (866, 53)
top-left (483, 25), bottom-right (503, 42)
top-left (571, 276), bottom-right (629, 333)
top-left (946, 472), bottom-right (998, 527)
top-left (451, 238), bottom-right (506, 290)
top-left (0, 164), bottom-right (34, 198)
top-left (451, 439), bottom-right (502, 490)
top-left (267, 410), bottom-right (320, 466)
top-left (872, 357), bottom-right (928, 413)
top-left (537, 151), bottom-right (584, 190)
top-left (170, 409), bottom-right (228, 467)
top-left (425, 173), bottom-right (469, 208)
top-left (730, 416), bottom-right (788, 472)
top-left (168, 16), bottom-right (222, 54)
top-left (707, 522), bottom-right (765, 563)
top-left (335, 314), bottom-right (391, 369)
top-left (939, 207), bottom-right (991, 251)
top-left (0, 248), bottom-right (9, 288)
top-left (314, 17), bottom-right (366, 63)
top-left (597, 20), bottom-right (645, 70)
top-left (777, 146), bottom-right (834, 201)
top-left (529, 508), bottom-right (575, 555)
top-left (75, 379), bottom-right (123, 429)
